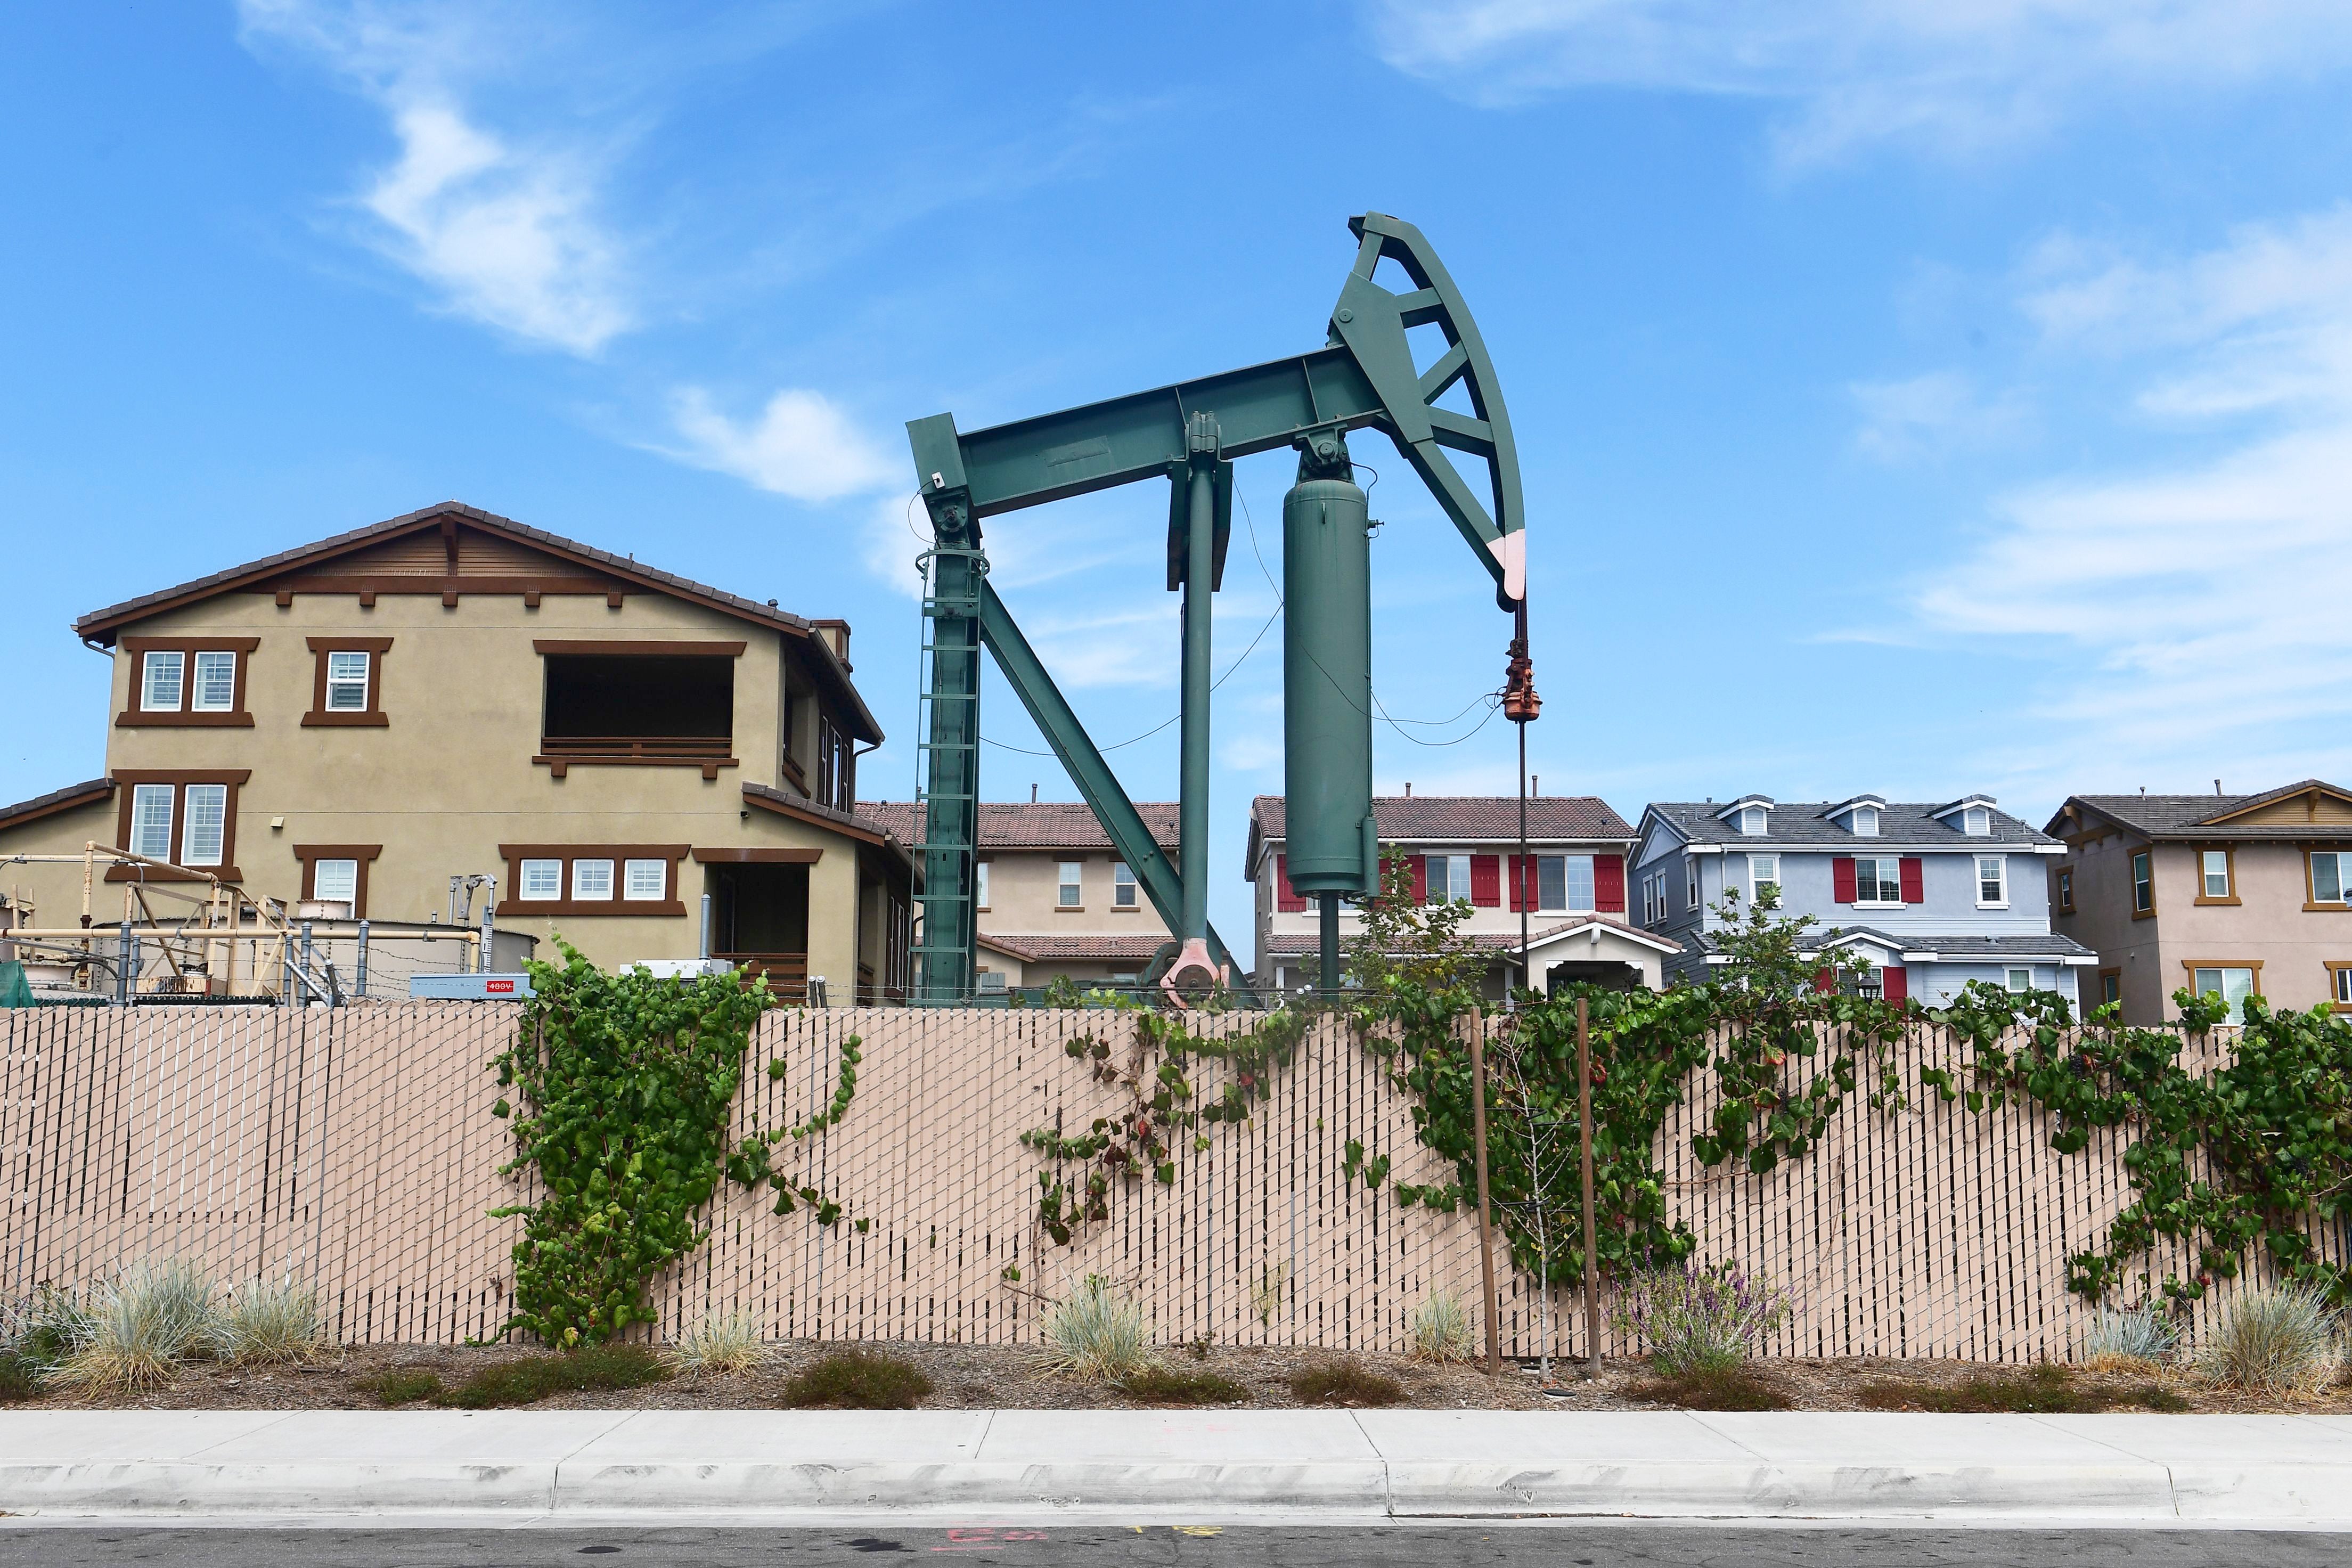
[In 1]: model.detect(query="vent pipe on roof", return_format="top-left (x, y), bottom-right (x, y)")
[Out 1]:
top-left (2215, 779), bottom-right (2223, 795)
top-left (1532, 775), bottom-right (1539, 796)
top-left (1031, 783), bottom-right (1038, 803)
top-left (1404, 782), bottom-right (1412, 797)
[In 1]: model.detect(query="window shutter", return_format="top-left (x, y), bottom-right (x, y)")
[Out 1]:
top-left (1832, 856), bottom-right (1857, 903)
top-left (1883, 966), bottom-right (1908, 1005)
top-left (1409, 855), bottom-right (1427, 902)
top-left (1469, 855), bottom-right (1500, 907)
top-left (1507, 855), bottom-right (1525, 912)
top-left (1276, 855), bottom-right (1306, 913)
top-left (1812, 966), bottom-right (1835, 993)
top-left (1899, 857), bottom-right (1924, 903)
top-left (1595, 854), bottom-right (1626, 913)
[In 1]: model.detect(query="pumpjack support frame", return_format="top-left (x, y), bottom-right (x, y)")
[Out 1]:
top-left (907, 213), bottom-right (1525, 1004)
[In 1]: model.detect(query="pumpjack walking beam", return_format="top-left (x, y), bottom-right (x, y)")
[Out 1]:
top-left (907, 212), bottom-right (1528, 1002)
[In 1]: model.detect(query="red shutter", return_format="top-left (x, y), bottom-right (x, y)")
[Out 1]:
top-left (1595, 854), bottom-right (1626, 913)
top-left (1899, 857), bottom-right (1925, 904)
top-left (1276, 855), bottom-right (1306, 913)
top-left (1409, 855), bottom-right (1428, 903)
top-left (1812, 966), bottom-right (1835, 993)
top-left (1470, 855), bottom-right (1500, 907)
top-left (1507, 855), bottom-right (1525, 912)
top-left (1883, 966), bottom-right (1908, 1005)
top-left (1832, 856), bottom-right (1857, 903)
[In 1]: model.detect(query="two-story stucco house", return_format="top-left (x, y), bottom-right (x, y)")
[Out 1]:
top-left (1244, 793), bottom-right (1677, 998)
top-left (1635, 794), bottom-right (2096, 1006)
top-left (859, 799), bottom-right (1179, 993)
top-left (2045, 780), bottom-right (2352, 1024)
top-left (0, 502), bottom-right (912, 1001)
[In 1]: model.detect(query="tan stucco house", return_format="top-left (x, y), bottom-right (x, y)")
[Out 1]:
top-left (0, 502), bottom-right (911, 1001)
top-left (859, 799), bottom-right (1178, 992)
top-left (2045, 780), bottom-right (2352, 1023)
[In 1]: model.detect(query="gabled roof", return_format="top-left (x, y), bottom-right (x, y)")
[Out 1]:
top-left (1646, 799), bottom-right (2052, 849)
top-left (2052, 780), bottom-right (2352, 841)
top-left (0, 778), bottom-right (113, 833)
top-left (1819, 795), bottom-right (1887, 820)
top-left (744, 783), bottom-right (911, 874)
top-left (71, 501), bottom-right (880, 742)
top-left (859, 800), bottom-right (1181, 853)
top-left (1686, 925), bottom-right (2098, 965)
top-left (977, 933), bottom-right (1170, 965)
top-left (1246, 793), bottom-right (1634, 878)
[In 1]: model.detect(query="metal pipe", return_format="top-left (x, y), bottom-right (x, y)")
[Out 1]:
top-left (1319, 894), bottom-right (1341, 994)
top-left (1178, 436), bottom-right (1216, 942)
top-left (355, 919), bottom-right (370, 1000)
top-left (478, 875), bottom-right (496, 972)
top-left (699, 894), bottom-right (713, 961)
top-left (1578, 993), bottom-right (1603, 1377)
top-left (301, 920), bottom-right (315, 998)
top-left (1469, 1006), bottom-right (1499, 1375)
top-left (114, 920), bottom-right (131, 1006)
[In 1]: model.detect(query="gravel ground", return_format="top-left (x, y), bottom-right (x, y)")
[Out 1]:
top-left (6, 1341), bottom-right (2348, 1415)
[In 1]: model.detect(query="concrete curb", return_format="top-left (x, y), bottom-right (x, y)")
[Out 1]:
top-left (3, 1410), bottom-right (2349, 1523)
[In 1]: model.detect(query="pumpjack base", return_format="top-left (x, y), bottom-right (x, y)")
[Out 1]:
top-left (1158, 937), bottom-right (1228, 1010)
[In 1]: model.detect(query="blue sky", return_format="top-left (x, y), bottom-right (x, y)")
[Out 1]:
top-left (7, 2), bottom-right (2352, 941)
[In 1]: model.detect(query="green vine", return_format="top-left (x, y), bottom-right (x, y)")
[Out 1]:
top-left (490, 941), bottom-right (773, 1346)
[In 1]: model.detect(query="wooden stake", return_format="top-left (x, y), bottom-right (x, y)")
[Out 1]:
top-left (1578, 994), bottom-right (1603, 1377)
top-left (1468, 1005), bottom-right (1500, 1375)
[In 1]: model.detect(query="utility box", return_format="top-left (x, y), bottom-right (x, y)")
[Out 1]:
top-left (409, 973), bottom-right (536, 1001)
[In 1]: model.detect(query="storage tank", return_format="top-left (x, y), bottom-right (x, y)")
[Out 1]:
top-left (1281, 461), bottom-right (1375, 898)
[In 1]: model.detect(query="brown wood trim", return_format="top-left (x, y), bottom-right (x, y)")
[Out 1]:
top-left (254, 575), bottom-right (627, 598)
top-left (2324, 959), bottom-right (2352, 1012)
top-left (2129, 847), bottom-right (2157, 920)
top-left (494, 844), bottom-right (691, 917)
top-left (2095, 966), bottom-right (2122, 1008)
top-left (2179, 956), bottom-right (2264, 994)
top-left (742, 787), bottom-right (887, 846)
top-left (2302, 848), bottom-right (2352, 911)
top-left (116, 638), bottom-right (260, 728)
top-left (108, 771), bottom-right (250, 883)
top-left (533, 755), bottom-right (739, 781)
top-left (2051, 864), bottom-right (2076, 916)
top-left (302, 637), bottom-right (394, 728)
top-left (292, 844), bottom-right (382, 917)
top-left (0, 780), bottom-right (114, 831)
top-left (531, 640), bottom-right (748, 657)
top-left (690, 847), bottom-right (822, 864)
top-left (2190, 843), bottom-right (2241, 906)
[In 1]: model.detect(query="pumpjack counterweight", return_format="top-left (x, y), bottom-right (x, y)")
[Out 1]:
top-left (907, 213), bottom-right (1529, 1005)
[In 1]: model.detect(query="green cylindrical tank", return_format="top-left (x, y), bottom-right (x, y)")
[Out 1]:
top-left (1283, 475), bottom-right (1373, 897)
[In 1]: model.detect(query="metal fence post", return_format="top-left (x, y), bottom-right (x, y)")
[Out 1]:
top-left (479, 876), bottom-right (496, 973)
top-left (300, 920), bottom-right (315, 1006)
top-left (114, 920), bottom-right (132, 1006)
top-left (355, 919), bottom-right (369, 999)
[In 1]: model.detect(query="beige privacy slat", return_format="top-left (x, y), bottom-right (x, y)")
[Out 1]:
top-left (4, 1005), bottom-right (2341, 1359)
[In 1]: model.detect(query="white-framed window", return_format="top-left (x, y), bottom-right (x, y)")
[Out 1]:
top-left (129, 783), bottom-right (174, 859)
top-left (1977, 854), bottom-right (2007, 905)
top-left (1963, 806), bottom-right (1990, 836)
top-left (325, 651), bottom-right (371, 712)
top-left (974, 861), bottom-right (991, 909)
top-left (140, 650), bottom-right (184, 712)
top-left (2132, 850), bottom-right (2154, 913)
top-left (1057, 861), bottom-right (1083, 908)
top-left (2334, 966), bottom-right (2352, 1007)
top-left (1740, 806), bottom-right (1766, 836)
top-left (179, 783), bottom-right (227, 867)
top-left (1685, 859), bottom-right (1703, 912)
top-left (313, 859), bottom-right (359, 904)
top-left (2313, 851), bottom-right (2349, 905)
top-left (623, 859), bottom-right (666, 901)
top-left (1852, 805), bottom-right (1880, 837)
top-left (191, 651), bottom-right (237, 713)
top-left (1749, 853), bottom-right (1779, 905)
top-left (1112, 861), bottom-right (1137, 909)
top-left (519, 859), bottom-right (562, 901)
top-left (2005, 967), bottom-right (2032, 994)
top-left (571, 859), bottom-right (615, 901)
top-left (1428, 854), bottom-right (1470, 905)
top-left (2201, 849), bottom-right (2232, 900)
top-left (2192, 966), bottom-right (2257, 1024)
top-left (1537, 854), bottom-right (1593, 912)
top-left (1855, 856), bottom-right (1902, 904)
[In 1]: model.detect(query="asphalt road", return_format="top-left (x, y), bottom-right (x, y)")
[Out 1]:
top-left (1, 1526), bottom-right (2344, 1567)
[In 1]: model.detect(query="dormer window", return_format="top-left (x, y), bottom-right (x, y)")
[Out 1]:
top-left (1963, 806), bottom-right (1989, 836)
top-left (1852, 806), bottom-right (1879, 837)
top-left (1740, 806), bottom-right (1767, 836)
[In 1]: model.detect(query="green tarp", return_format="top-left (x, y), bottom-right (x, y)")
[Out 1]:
top-left (0, 961), bottom-right (35, 1008)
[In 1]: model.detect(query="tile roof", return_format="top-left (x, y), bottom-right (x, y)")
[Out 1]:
top-left (2059, 780), bottom-right (2352, 840)
top-left (1261, 919), bottom-right (1619, 957)
top-left (977, 933), bottom-right (1172, 964)
top-left (1681, 926), bottom-right (2098, 962)
top-left (1246, 794), bottom-right (1634, 876)
top-left (1646, 799), bottom-right (2053, 849)
top-left (69, 500), bottom-right (881, 741)
top-left (0, 778), bottom-right (113, 832)
top-left (858, 800), bottom-right (1181, 852)
top-left (744, 784), bottom-right (911, 872)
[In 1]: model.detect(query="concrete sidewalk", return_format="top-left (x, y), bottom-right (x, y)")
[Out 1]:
top-left (2, 1409), bottom-right (2349, 1524)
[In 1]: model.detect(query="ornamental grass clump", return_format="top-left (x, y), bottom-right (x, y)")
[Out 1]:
top-left (672, 1308), bottom-right (772, 1376)
top-left (1043, 1276), bottom-right (1153, 1379)
top-left (1613, 1259), bottom-right (1790, 1376)
top-left (2198, 1283), bottom-right (2341, 1395)
top-left (782, 1350), bottom-right (932, 1409)
top-left (1410, 1291), bottom-right (1477, 1362)
top-left (52, 1259), bottom-right (220, 1393)
top-left (2080, 1304), bottom-right (2178, 1374)
top-left (216, 1275), bottom-right (324, 1365)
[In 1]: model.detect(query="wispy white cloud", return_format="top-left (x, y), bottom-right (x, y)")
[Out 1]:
top-left (663, 386), bottom-right (899, 501)
top-left (1364, 1), bottom-right (2352, 165)
top-left (239, 1), bottom-right (632, 353)
top-left (1916, 207), bottom-right (2352, 793)
top-left (1850, 370), bottom-right (2030, 461)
